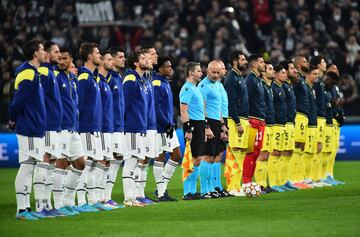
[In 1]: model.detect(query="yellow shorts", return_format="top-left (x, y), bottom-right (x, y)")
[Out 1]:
top-left (294, 113), bottom-right (308, 143)
top-left (317, 117), bottom-right (326, 143)
top-left (228, 118), bottom-right (249, 149)
top-left (283, 123), bottom-right (295, 151)
top-left (304, 127), bottom-right (317, 153)
top-left (323, 124), bottom-right (334, 153)
top-left (261, 126), bottom-right (273, 152)
top-left (272, 125), bottom-right (285, 151)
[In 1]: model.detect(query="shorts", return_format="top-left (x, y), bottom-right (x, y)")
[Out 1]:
top-left (323, 124), bottom-right (333, 153)
top-left (100, 132), bottom-right (114, 160)
top-left (317, 117), bottom-right (326, 143)
top-left (43, 131), bottom-right (61, 158)
top-left (59, 130), bottom-right (84, 161)
top-left (157, 131), bottom-right (180, 153)
top-left (80, 132), bottom-right (102, 160)
top-left (247, 118), bottom-right (266, 153)
top-left (283, 123), bottom-right (295, 151)
top-left (17, 134), bottom-right (45, 163)
top-left (204, 119), bottom-right (222, 156)
top-left (261, 125), bottom-right (273, 152)
top-left (184, 120), bottom-right (205, 157)
top-left (228, 117), bottom-right (249, 149)
top-left (143, 130), bottom-right (159, 158)
top-left (304, 127), bottom-right (317, 154)
top-left (272, 125), bottom-right (285, 151)
top-left (294, 113), bottom-right (308, 143)
top-left (112, 132), bottom-right (128, 156)
top-left (125, 132), bottom-right (145, 160)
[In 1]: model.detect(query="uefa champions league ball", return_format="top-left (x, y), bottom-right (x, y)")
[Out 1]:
top-left (243, 182), bottom-right (261, 198)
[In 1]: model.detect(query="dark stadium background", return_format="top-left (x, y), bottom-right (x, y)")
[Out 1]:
top-left (1, 0), bottom-right (360, 165)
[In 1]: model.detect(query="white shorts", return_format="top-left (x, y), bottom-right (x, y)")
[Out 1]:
top-left (59, 130), bottom-right (84, 161)
top-left (43, 131), bottom-right (61, 158)
top-left (157, 131), bottom-right (180, 153)
top-left (125, 132), bottom-right (145, 160)
top-left (112, 132), bottom-right (128, 156)
top-left (100, 132), bottom-right (114, 160)
top-left (80, 132), bottom-right (102, 160)
top-left (17, 134), bottom-right (45, 163)
top-left (143, 130), bottom-right (158, 158)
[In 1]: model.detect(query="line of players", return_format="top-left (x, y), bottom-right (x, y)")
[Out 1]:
top-left (178, 52), bottom-right (345, 200)
top-left (10, 40), bottom-right (182, 220)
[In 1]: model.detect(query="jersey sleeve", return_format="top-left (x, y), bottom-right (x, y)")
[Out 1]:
top-left (180, 86), bottom-right (193, 105)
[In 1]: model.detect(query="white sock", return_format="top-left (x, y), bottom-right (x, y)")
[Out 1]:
top-left (63, 166), bottom-right (82, 206)
top-left (93, 163), bottom-right (105, 203)
top-left (134, 163), bottom-right (143, 197)
top-left (153, 161), bottom-right (165, 197)
top-left (44, 164), bottom-right (55, 210)
top-left (122, 156), bottom-right (138, 201)
top-left (52, 168), bottom-right (68, 209)
top-left (86, 163), bottom-right (97, 205)
top-left (105, 160), bottom-right (122, 201)
top-left (99, 166), bottom-right (108, 202)
top-left (24, 160), bottom-right (35, 210)
top-left (76, 160), bottom-right (92, 206)
top-left (163, 159), bottom-right (178, 193)
top-left (33, 162), bottom-right (49, 212)
top-left (136, 163), bottom-right (148, 198)
top-left (15, 161), bottom-right (35, 211)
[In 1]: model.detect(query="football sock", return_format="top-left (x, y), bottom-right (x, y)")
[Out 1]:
top-left (199, 160), bottom-right (211, 194)
top-left (214, 161), bottom-right (223, 190)
top-left (304, 152), bottom-right (313, 180)
top-left (94, 162), bottom-right (105, 202)
top-left (100, 166), bottom-right (108, 202)
top-left (208, 162), bottom-right (215, 192)
top-left (321, 152), bottom-right (330, 179)
top-left (105, 159), bottom-right (122, 201)
top-left (280, 155), bottom-right (291, 184)
top-left (122, 156), bottom-right (137, 201)
top-left (138, 164), bottom-right (148, 198)
top-left (15, 161), bottom-right (35, 212)
top-left (267, 155), bottom-right (279, 187)
top-left (297, 151), bottom-right (306, 182)
top-left (153, 161), bottom-right (165, 197)
top-left (63, 166), bottom-right (82, 206)
top-left (76, 159), bottom-right (92, 206)
top-left (242, 152), bottom-right (258, 184)
top-left (53, 168), bottom-right (68, 209)
top-left (33, 162), bottom-right (49, 212)
top-left (86, 163), bottom-right (96, 205)
top-left (289, 148), bottom-right (300, 182)
top-left (327, 150), bottom-right (336, 177)
top-left (44, 164), bottom-right (55, 210)
top-left (254, 160), bottom-right (266, 187)
top-left (190, 166), bottom-right (199, 194)
top-left (163, 159), bottom-right (178, 191)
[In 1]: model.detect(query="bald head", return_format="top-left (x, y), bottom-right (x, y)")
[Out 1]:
top-left (207, 60), bottom-right (222, 81)
top-left (293, 56), bottom-right (309, 73)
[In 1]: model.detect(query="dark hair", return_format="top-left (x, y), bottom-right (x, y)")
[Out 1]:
top-left (100, 50), bottom-right (111, 56)
top-left (127, 50), bottom-right (144, 70)
top-left (23, 40), bottom-right (42, 61)
top-left (79, 42), bottom-right (98, 62)
top-left (305, 64), bottom-right (318, 74)
top-left (326, 71), bottom-right (339, 81)
top-left (279, 60), bottom-right (292, 71)
top-left (140, 45), bottom-right (155, 53)
top-left (248, 54), bottom-right (263, 67)
top-left (274, 64), bottom-right (284, 73)
top-left (185, 62), bottom-right (201, 77)
top-left (60, 47), bottom-right (72, 57)
top-left (326, 63), bottom-right (336, 69)
top-left (310, 55), bottom-right (324, 67)
top-left (154, 56), bottom-right (171, 72)
top-left (43, 41), bottom-right (57, 52)
top-left (108, 47), bottom-right (125, 57)
top-left (229, 50), bottom-right (244, 67)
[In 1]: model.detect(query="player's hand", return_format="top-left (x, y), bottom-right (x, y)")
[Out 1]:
top-left (185, 132), bottom-right (192, 141)
top-left (7, 121), bottom-right (16, 131)
top-left (221, 124), bottom-right (229, 135)
top-left (166, 125), bottom-right (174, 139)
top-left (205, 127), bottom-right (214, 140)
top-left (220, 131), bottom-right (228, 142)
top-left (236, 124), bottom-right (244, 135)
top-left (317, 142), bottom-right (322, 154)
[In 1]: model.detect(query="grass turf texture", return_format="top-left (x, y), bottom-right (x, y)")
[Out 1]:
top-left (0, 161), bottom-right (359, 237)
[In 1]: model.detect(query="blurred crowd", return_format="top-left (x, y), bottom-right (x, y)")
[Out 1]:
top-left (1, 0), bottom-right (360, 129)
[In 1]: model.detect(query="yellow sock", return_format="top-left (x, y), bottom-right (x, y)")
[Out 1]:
top-left (321, 152), bottom-right (330, 179)
top-left (275, 156), bottom-right (283, 186)
top-left (297, 152), bottom-right (306, 182)
top-left (314, 152), bottom-right (323, 181)
top-left (280, 155), bottom-right (291, 184)
top-left (304, 152), bottom-right (314, 180)
top-left (234, 150), bottom-right (246, 185)
top-left (289, 149), bottom-right (300, 182)
top-left (263, 160), bottom-right (268, 187)
top-left (255, 160), bottom-right (266, 187)
top-left (327, 150), bottom-right (336, 177)
top-left (267, 155), bottom-right (279, 187)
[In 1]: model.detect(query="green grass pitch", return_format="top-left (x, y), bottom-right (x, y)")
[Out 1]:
top-left (0, 161), bottom-right (359, 237)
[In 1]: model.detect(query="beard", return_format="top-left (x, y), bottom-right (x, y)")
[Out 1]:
top-left (237, 62), bottom-right (247, 71)
top-left (301, 64), bottom-right (308, 72)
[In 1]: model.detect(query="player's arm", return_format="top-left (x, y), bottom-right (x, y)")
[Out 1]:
top-left (180, 103), bottom-right (192, 141)
top-left (153, 80), bottom-right (171, 127)
top-left (77, 73), bottom-right (90, 113)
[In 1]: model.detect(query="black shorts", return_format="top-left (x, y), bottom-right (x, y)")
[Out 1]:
top-left (204, 118), bottom-right (222, 156)
top-left (183, 120), bottom-right (205, 157)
